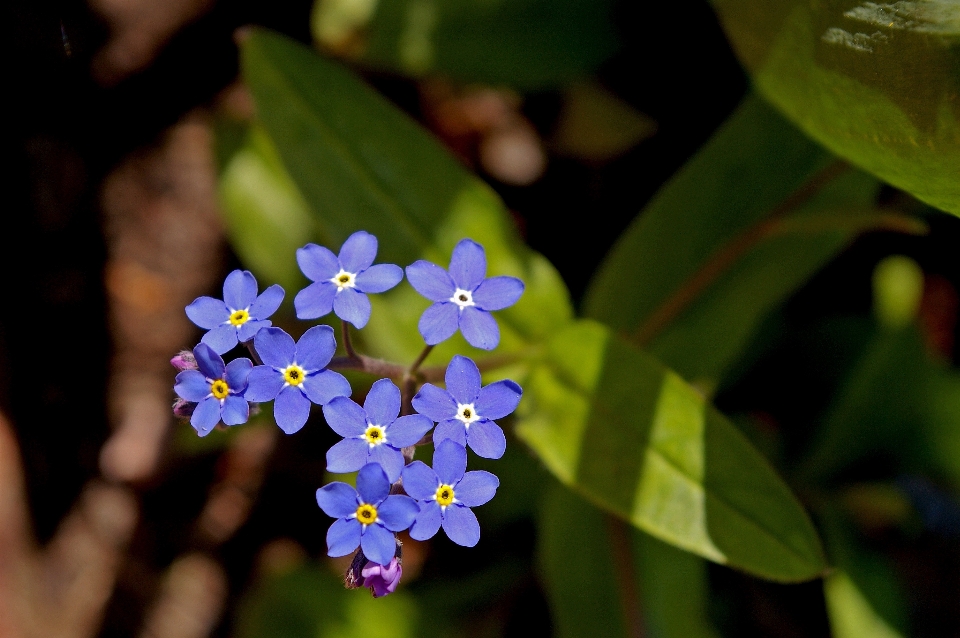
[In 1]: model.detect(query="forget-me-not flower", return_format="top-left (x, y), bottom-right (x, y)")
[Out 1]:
top-left (294, 231), bottom-right (403, 328)
top-left (173, 343), bottom-right (254, 436)
top-left (185, 270), bottom-right (284, 354)
top-left (401, 439), bottom-right (499, 547)
top-left (361, 558), bottom-right (402, 598)
top-left (413, 355), bottom-right (521, 459)
top-left (405, 238), bottom-right (524, 350)
top-left (316, 463), bottom-right (420, 565)
top-left (244, 326), bottom-right (351, 434)
top-left (323, 378), bottom-right (433, 482)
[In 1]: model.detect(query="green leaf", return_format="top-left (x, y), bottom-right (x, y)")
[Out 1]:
top-left (712, 0), bottom-right (960, 215)
top-left (584, 94), bottom-right (924, 386)
top-left (238, 29), bottom-right (573, 368)
top-left (516, 319), bottom-right (827, 581)
top-left (311, 0), bottom-right (618, 89)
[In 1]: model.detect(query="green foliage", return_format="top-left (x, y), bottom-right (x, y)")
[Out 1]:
top-left (311, 0), bottom-right (618, 89)
top-left (516, 319), bottom-right (827, 581)
top-left (712, 0), bottom-right (960, 215)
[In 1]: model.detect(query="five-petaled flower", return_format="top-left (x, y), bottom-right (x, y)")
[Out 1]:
top-left (413, 355), bottom-right (521, 459)
top-left (402, 439), bottom-right (499, 547)
top-left (244, 326), bottom-right (351, 434)
top-left (323, 378), bottom-right (433, 482)
top-left (316, 463), bottom-right (420, 565)
top-left (185, 270), bottom-right (284, 354)
top-left (295, 231), bottom-right (403, 329)
top-left (173, 343), bottom-right (254, 436)
top-left (405, 238), bottom-right (524, 350)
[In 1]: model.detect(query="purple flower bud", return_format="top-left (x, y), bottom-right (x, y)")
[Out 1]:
top-left (361, 557), bottom-right (402, 598)
top-left (172, 398), bottom-right (196, 419)
top-left (170, 350), bottom-right (198, 371)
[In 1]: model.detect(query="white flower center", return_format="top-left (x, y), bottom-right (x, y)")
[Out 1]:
top-left (330, 269), bottom-right (357, 292)
top-left (450, 288), bottom-right (475, 309)
top-left (363, 424), bottom-right (387, 447)
top-left (455, 403), bottom-right (480, 427)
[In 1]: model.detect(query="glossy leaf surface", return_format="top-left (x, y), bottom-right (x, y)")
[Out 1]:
top-left (517, 319), bottom-right (827, 581)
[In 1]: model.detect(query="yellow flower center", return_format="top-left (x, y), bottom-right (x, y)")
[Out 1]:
top-left (210, 379), bottom-right (230, 400)
top-left (364, 425), bottom-right (386, 446)
top-left (283, 364), bottom-right (306, 386)
top-left (356, 503), bottom-right (378, 525)
top-left (456, 403), bottom-right (479, 426)
top-left (435, 484), bottom-right (455, 507)
top-left (228, 309), bottom-right (250, 326)
top-left (330, 270), bottom-right (356, 291)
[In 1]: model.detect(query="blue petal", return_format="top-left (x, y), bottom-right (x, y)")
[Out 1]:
top-left (338, 231), bottom-right (378, 273)
top-left (411, 384), bottom-right (457, 422)
top-left (327, 517), bottom-right (361, 557)
top-left (191, 396), bottom-right (221, 435)
top-left (297, 243), bottom-right (340, 281)
top-left (185, 296), bottom-right (228, 329)
top-left (296, 325), bottom-right (337, 371)
top-left (333, 288), bottom-right (371, 328)
top-left (243, 366), bottom-right (283, 402)
top-left (466, 419), bottom-right (506, 459)
top-left (364, 379), bottom-right (401, 426)
top-left (200, 325), bottom-right (238, 355)
top-left (193, 343), bottom-right (225, 379)
top-left (448, 239), bottom-right (486, 291)
top-left (459, 306), bottom-right (500, 350)
top-left (356, 463), bottom-right (390, 504)
top-left (409, 501), bottom-right (442, 541)
top-left (473, 276), bottom-right (524, 311)
top-left (174, 370), bottom-right (210, 402)
top-left (445, 355), bottom-right (481, 404)
top-left (221, 395), bottom-right (249, 426)
top-left (455, 471), bottom-right (499, 507)
top-left (433, 439), bottom-right (467, 485)
top-left (442, 504), bottom-right (480, 547)
top-left (418, 302), bottom-right (460, 345)
top-left (355, 263), bottom-right (402, 293)
top-left (401, 461), bottom-right (439, 500)
top-left (237, 319), bottom-right (271, 343)
top-left (316, 481), bottom-right (360, 518)
top-left (385, 414), bottom-right (432, 448)
top-left (274, 385), bottom-right (311, 434)
top-left (378, 495), bottom-right (420, 532)
top-left (224, 358), bottom-right (253, 391)
top-left (322, 396), bottom-right (367, 437)
top-left (360, 522), bottom-right (395, 566)
top-left (326, 438), bottom-right (370, 474)
top-left (368, 444), bottom-right (404, 483)
top-left (433, 419), bottom-right (467, 448)
top-left (254, 327), bottom-right (296, 368)
top-left (302, 369), bottom-right (351, 405)
top-left (224, 270), bottom-right (258, 310)
top-left (250, 284), bottom-right (285, 319)
top-left (476, 380), bottom-right (522, 420)
top-left (405, 261), bottom-right (456, 302)
top-left (294, 281), bottom-right (337, 320)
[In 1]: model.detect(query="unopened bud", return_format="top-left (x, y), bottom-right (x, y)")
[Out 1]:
top-left (173, 399), bottom-right (196, 419)
top-left (171, 350), bottom-right (198, 371)
top-left (361, 557), bottom-right (402, 598)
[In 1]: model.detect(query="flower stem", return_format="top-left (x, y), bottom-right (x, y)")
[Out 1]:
top-left (243, 340), bottom-right (263, 366)
top-left (340, 320), bottom-right (360, 360)
top-left (400, 345), bottom-right (433, 416)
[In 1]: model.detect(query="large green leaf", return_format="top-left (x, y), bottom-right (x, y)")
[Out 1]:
top-left (311, 0), bottom-right (618, 89)
top-left (516, 319), bottom-right (827, 581)
top-left (584, 95), bottom-right (924, 386)
top-left (712, 0), bottom-right (960, 215)
top-left (237, 29), bottom-right (573, 367)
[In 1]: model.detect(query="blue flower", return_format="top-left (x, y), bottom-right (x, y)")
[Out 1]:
top-left (323, 379), bottom-right (433, 482)
top-left (185, 270), bottom-right (285, 355)
top-left (294, 231), bottom-right (403, 328)
top-left (412, 355), bottom-right (521, 459)
top-left (405, 239), bottom-right (524, 350)
top-left (173, 343), bottom-right (254, 436)
top-left (244, 326), bottom-right (352, 434)
top-left (401, 440), bottom-right (499, 547)
top-left (316, 463), bottom-right (420, 565)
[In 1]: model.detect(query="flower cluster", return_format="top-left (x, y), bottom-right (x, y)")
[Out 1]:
top-left (171, 232), bottom-right (523, 597)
